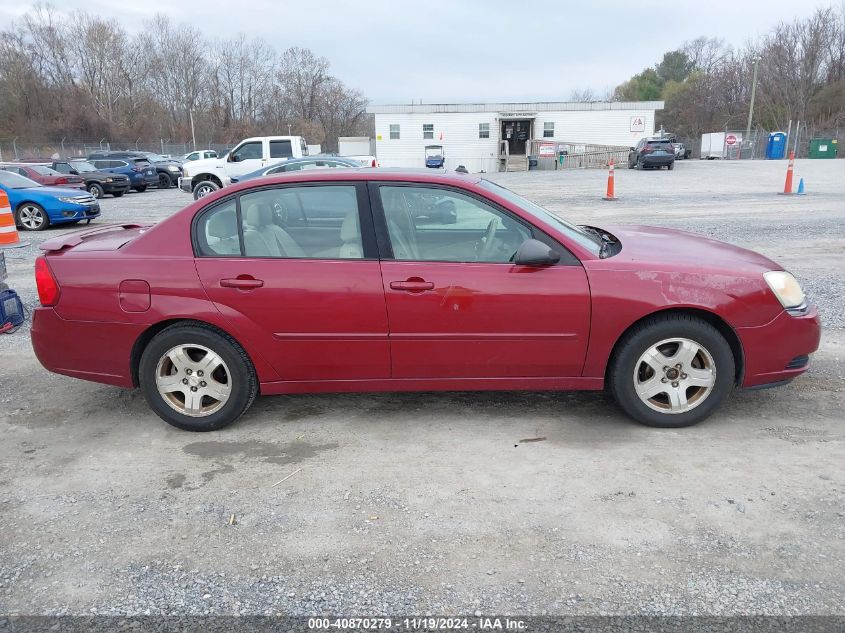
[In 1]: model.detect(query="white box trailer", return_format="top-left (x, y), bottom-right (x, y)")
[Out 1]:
top-left (338, 137), bottom-right (374, 156)
top-left (700, 132), bottom-right (726, 159)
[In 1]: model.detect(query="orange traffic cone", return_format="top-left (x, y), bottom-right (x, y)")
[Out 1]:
top-left (0, 190), bottom-right (28, 249)
top-left (602, 159), bottom-right (618, 201)
top-left (778, 151), bottom-right (795, 195)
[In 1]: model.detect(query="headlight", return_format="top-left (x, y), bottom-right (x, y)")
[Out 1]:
top-left (58, 197), bottom-right (79, 203)
top-left (167, 165), bottom-right (179, 172)
top-left (764, 271), bottom-right (805, 309)
top-left (105, 177), bottom-right (113, 182)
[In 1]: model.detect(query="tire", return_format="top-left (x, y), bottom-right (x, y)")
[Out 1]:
top-left (608, 314), bottom-right (735, 428)
top-left (139, 323), bottom-right (258, 431)
top-left (635, 159), bottom-right (643, 170)
top-left (193, 180), bottom-right (220, 200)
top-left (112, 191), bottom-right (125, 198)
top-left (158, 172), bottom-right (172, 189)
top-left (133, 185), bottom-right (148, 193)
top-left (87, 183), bottom-right (105, 199)
top-left (667, 161), bottom-right (675, 170)
top-left (15, 203), bottom-right (50, 231)
top-left (628, 158), bottom-right (636, 169)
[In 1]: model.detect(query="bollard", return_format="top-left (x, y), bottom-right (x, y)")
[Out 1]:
top-left (796, 177), bottom-right (806, 195)
top-left (602, 159), bottom-right (618, 201)
top-left (0, 190), bottom-right (29, 249)
top-left (779, 151), bottom-right (795, 195)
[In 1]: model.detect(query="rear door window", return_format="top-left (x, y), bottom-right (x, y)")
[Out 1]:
top-left (269, 140), bottom-right (293, 159)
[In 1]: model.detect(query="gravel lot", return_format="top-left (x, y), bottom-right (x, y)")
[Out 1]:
top-left (1, 160), bottom-right (843, 618)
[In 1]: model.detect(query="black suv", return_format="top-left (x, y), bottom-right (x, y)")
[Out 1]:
top-left (21, 159), bottom-right (131, 198)
top-left (628, 138), bottom-right (675, 170)
top-left (87, 150), bottom-right (183, 188)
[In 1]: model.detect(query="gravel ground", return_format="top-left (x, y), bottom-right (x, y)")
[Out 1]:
top-left (0, 160), bottom-right (843, 618)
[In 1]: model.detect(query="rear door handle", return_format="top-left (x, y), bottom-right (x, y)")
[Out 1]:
top-left (220, 276), bottom-right (264, 289)
top-left (390, 279), bottom-right (435, 292)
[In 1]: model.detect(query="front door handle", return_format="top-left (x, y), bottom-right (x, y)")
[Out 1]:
top-left (390, 278), bottom-right (434, 292)
top-left (220, 276), bottom-right (264, 290)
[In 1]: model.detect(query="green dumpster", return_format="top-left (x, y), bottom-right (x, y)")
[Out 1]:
top-left (808, 138), bottom-right (838, 159)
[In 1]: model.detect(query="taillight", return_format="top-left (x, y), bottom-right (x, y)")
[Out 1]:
top-left (371, 159), bottom-right (377, 167)
top-left (34, 256), bottom-right (60, 306)
top-left (55, 177), bottom-right (68, 184)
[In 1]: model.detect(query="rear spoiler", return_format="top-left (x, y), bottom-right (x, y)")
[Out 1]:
top-left (39, 224), bottom-right (145, 252)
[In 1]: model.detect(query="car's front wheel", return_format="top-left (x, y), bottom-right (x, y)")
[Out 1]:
top-left (158, 173), bottom-right (172, 188)
top-left (608, 314), bottom-right (734, 428)
top-left (193, 180), bottom-right (220, 200)
top-left (87, 183), bottom-right (105, 199)
top-left (112, 191), bottom-right (125, 197)
top-left (16, 203), bottom-right (49, 231)
top-left (139, 323), bottom-right (258, 431)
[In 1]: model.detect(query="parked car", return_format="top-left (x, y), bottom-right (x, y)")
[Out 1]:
top-left (87, 158), bottom-right (158, 192)
top-left (0, 163), bottom-right (85, 190)
top-left (674, 142), bottom-right (687, 159)
top-left (179, 135), bottom-right (309, 199)
top-left (182, 150), bottom-right (218, 162)
top-left (628, 138), bottom-right (675, 170)
top-left (30, 170), bottom-right (819, 432)
top-left (87, 151), bottom-right (182, 189)
top-left (0, 170), bottom-right (100, 231)
top-left (230, 156), bottom-right (362, 183)
top-left (20, 159), bottom-right (131, 199)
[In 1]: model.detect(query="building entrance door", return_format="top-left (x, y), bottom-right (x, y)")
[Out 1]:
top-left (501, 119), bottom-right (532, 155)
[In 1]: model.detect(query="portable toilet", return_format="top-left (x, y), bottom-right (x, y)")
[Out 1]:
top-left (808, 138), bottom-right (838, 159)
top-left (766, 132), bottom-right (787, 159)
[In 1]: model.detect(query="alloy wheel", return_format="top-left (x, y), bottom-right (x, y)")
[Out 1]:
top-left (19, 205), bottom-right (45, 230)
top-left (633, 337), bottom-right (716, 414)
top-left (155, 344), bottom-right (232, 417)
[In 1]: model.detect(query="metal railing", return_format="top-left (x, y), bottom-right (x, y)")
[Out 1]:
top-left (528, 140), bottom-right (631, 170)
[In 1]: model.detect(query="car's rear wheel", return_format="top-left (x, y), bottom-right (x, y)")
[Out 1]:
top-left (193, 180), bottom-right (220, 200)
top-left (87, 183), bottom-right (105, 199)
top-left (112, 191), bottom-right (125, 197)
top-left (668, 161), bottom-right (675, 170)
top-left (158, 173), bottom-right (172, 188)
top-left (139, 323), bottom-right (258, 431)
top-left (16, 203), bottom-right (49, 231)
top-left (133, 185), bottom-right (148, 193)
top-left (608, 314), bottom-right (734, 428)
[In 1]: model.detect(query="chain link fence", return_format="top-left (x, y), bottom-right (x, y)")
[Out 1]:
top-left (0, 139), bottom-right (234, 161)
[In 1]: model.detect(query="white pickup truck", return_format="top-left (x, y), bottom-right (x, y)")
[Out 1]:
top-left (179, 135), bottom-right (309, 198)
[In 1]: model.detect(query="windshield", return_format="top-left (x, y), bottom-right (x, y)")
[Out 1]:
top-left (0, 170), bottom-right (41, 189)
top-left (71, 161), bottom-right (98, 173)
top-left (478, 180), bottom-right (601, 255)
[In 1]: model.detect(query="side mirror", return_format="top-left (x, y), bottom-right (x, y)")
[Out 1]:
top-left (514, 239), bottom-right (561, 266)
top-left (70, 170), bottom-right (79, 175)
top-left (228, 153), bottom-right (237, 163)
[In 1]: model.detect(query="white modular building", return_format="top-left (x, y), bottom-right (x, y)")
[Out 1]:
top-left (367, 101), bottom-right (664, 173)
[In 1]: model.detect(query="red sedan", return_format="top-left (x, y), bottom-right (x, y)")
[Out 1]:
top-left (31, 170), bottom-right (820, 431)
top-left (0, 163), bottom-right (86, 189)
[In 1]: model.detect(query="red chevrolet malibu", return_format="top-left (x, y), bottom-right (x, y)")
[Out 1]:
top-left (31, 170), bottom-right (820, 431)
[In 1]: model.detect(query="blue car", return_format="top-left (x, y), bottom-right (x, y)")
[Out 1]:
top-left (0, 170), bottom-right (100, 231)
top-left (230, 156), bottom-right (361, 183)
top-left (86, 158), bottom-right (158, 192)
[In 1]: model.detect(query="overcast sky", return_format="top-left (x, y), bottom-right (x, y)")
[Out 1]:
top-left (0, 0), bottom-right (836, 103)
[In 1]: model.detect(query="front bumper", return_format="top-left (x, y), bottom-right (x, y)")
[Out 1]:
top-left (102, 181), bottom-right (130, 194)
top-left (48, 203), bottom-right (101, 224)
top-left (737, 304), bottom-right (821, 388)
top-left (178, 176), bottom-right (193, 193)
